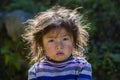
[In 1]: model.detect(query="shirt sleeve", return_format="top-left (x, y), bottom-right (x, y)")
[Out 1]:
top-left (28, 63), bottom-right (37, 80)
top-left (78, 60), bottom-right (92, 80)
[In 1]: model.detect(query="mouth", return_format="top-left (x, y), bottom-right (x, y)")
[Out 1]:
top-left (56, 52), bottom-right (64, 55)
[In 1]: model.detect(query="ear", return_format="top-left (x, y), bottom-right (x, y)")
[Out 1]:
top-left (71, 39), bottom-right (75, 49)
top-left (73, 42), bottom-right (76, 48)
top-left (41, 46), bottom-right (45, 51)
top-left (71, 37), bottom-right (75, 47)
top-left (41, 40), bottom-right (44, 50)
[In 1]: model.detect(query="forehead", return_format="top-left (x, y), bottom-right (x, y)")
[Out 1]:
top-left (44, 28), bottom-right (70, 37)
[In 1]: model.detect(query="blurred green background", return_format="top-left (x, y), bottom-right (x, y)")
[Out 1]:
top-left (0, 0), bottom-right (120, 80)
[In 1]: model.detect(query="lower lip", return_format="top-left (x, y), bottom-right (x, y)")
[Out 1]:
top-left (56, 52), bottom-right (64, 55)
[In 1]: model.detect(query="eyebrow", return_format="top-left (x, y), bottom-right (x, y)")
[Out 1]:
top-left (47, 34), bottom-right (70, 38)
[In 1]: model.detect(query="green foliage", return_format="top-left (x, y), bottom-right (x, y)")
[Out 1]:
top-left (88, 41), bottom-right (120, 80)
top-left (0, 39), bottom-right (28, 80)
top-left (0, 0), bottom-right (120, 80)
top-left (4, 0), bottom-right (37, 13)
top-left (1, 41), bottom-right (22, 70)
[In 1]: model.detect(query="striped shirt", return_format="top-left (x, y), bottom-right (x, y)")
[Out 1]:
top-left (28, 56), bottom-right (92, 80)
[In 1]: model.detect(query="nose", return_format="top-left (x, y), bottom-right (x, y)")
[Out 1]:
top-left (56, 41), bottom-right (63, 50)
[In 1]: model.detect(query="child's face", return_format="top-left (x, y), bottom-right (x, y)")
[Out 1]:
top-left (42, 28), bottom-right (74, 62)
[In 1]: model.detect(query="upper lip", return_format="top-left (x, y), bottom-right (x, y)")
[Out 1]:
top-left (56, 52), bottom-right (64, 54)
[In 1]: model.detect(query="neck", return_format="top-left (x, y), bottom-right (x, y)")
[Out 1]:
top-left (46, 55), bottom-right (73, 63)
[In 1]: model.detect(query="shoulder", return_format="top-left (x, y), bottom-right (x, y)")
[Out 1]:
top-left (28, 60), bottom-right (46, 80)
top-left (28, 62), bottom-right (40, 80)
top-left (28, 62), bottom-right (39, 74)
top-left (74, 57), bottom-right (92, 79)
top-left (28, 60), bottom-right (46, 73)
top-left (73, 56), bottom-right (91, 68)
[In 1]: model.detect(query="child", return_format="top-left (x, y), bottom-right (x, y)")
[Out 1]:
top-left (23, 6), bottom-right (92, 80)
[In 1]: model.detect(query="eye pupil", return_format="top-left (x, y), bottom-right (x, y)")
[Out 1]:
top-left (63, 38), bottom-right (68, 40)
top-left (49, 39), bottom-right (54, 42)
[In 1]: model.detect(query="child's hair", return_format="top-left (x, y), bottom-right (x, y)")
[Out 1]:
top-left (22, 6), bottom-right (89, 62)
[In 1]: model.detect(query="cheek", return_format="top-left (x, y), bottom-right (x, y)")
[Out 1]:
top-left (44, 44), bottom-right (55, 53)
top-left (68, 45), bottom-right (73, 51)
top-left (65, 43), bottom-right (74, 50)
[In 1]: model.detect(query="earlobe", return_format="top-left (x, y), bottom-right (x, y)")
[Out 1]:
top-left (41, 47), bottom-right (45, 52)
top-left (72, 42), bottom-right (75, 48)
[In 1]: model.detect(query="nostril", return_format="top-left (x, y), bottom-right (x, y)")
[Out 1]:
top-left (56, 41), bottom-right (63, 50)
top-left (56, 45), bottom-right (62, 50)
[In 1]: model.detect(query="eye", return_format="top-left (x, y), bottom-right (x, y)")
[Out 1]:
top-left (63, 37), bottom-right (69, 41)
top-left (48, 39), bottom-right (54, 42)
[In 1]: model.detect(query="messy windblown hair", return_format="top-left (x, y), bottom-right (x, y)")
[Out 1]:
top-left (22, 6), bottom-right (89, 63)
